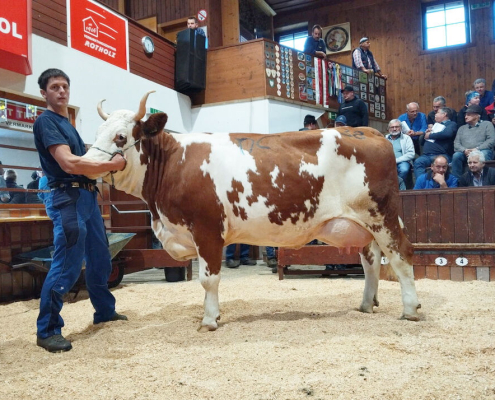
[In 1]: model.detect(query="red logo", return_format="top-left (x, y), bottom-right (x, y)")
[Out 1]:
top-left (68, 0), bottom-right (128, 71)
top-left (0, 0), bottom-right (32, 75)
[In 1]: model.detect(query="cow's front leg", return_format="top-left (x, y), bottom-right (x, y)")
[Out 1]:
top-left (198, 254), bottom-right (221, 332)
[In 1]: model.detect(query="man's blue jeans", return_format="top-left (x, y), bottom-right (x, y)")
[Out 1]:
top-left (397, 161), bottom-right (411, 182)
top-left (37, 187), bottom-right (116, 338)
top-left (452, 149), bottom-right (493, 178)
top-left (226, 243), bottom-right (250, 261)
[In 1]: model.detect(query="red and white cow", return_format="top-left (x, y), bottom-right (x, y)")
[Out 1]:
top-left (84, 92), bottom-right (421, 331)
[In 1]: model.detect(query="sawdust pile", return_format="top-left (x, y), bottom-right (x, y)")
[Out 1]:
top-left (1, 265), bottom-right (494, 400)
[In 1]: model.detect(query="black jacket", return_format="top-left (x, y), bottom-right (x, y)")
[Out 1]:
top-left (458, 166), bottom-right (495, 187)
top-left (420, 120), bottom-right (457, 156)
top-left (338, 97), bottom-right (368, 127)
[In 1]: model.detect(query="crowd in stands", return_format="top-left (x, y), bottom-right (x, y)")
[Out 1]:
top-left (372, 77), bottom-right (495, 190)
top-left (0, 162), bottom-right (44, 204)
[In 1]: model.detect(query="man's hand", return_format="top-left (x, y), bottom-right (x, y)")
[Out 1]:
top-left (379, 74), bottom-right (388, 80)
top-left (111, 153), bottom-right (127, 172)
top-left (464, 148), bottom-right (475, 157)
top-left (432, 172), bottom-right (447, 188)
top-left (315, 51), bottom-right (326, 58)
top-left (424, 129), bottom-right (431, 140)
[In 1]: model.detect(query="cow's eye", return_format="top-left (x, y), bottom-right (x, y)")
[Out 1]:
top-left (119, 134), bottom-right (125, 141)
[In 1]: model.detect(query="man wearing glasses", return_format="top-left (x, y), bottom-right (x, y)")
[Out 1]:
top-left (413, 155), bottom-right (458, 189)
top-left (385, 119), bottom-right (415, 185)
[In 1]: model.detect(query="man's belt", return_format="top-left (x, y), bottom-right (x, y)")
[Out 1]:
top-left (51, 182), bottom-right (98, 192)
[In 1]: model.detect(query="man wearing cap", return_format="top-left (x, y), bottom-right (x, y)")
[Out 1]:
top-left (451, 104), bottom-right (495, 178)
top-left (458, 150), bottom-right (495, 187)
top-left (337, 86), bottom-right (368, 127)
top-left (457, 91), bottom-right (490, 127)
top-left (304, 25), bottom-right (326, 58)
top-left (397, 102), bottom-right (427, 155)
top-left (413, 107), bottom-right (457, 179)
top-left (386, 119), bottom-right (415, 183)
top-left (352, 38), bottom-right (387, 79)
top-left (334, 115), bottom-right (347, 127)
top-left (299, 114), bottom-right (318, 131)
top-left (0, 161), bottom-right (10, 203)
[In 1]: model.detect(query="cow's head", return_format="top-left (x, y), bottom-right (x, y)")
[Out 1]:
top-left (83, 91), bottom-right (168, 180)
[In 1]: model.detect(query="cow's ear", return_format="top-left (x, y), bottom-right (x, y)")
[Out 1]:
top-left (142, 113), bottom-right (168, 137)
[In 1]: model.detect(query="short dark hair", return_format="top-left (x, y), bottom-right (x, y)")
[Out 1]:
top-left (37, 68), bottom-right (70, 91)
top-left (188, 16), bottom-right (198, 23)
top-left (304, 115), bottom-right (316, 126)
top-left (438, 107), bottom-right (452, 120)
top-left (312, 24), bottom-right (322, 33)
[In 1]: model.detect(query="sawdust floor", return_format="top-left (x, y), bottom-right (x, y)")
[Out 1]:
top-left (1, 262), bottom-right (495, 400)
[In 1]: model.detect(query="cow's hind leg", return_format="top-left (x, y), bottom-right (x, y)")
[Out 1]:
top-left (373, 230), bottom-right (421, 321)
top-left (359, 240), bottom-right (381, 314)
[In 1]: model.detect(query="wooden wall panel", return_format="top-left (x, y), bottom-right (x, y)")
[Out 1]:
top-left (128, 24), bottom-right (175, 89)
top-left (32, 0), bottom-right (67, 45)
top-left (32, 0), bottom-right (175, 90)
top-left (274, 0), bottom-right (495, 122)
top-left (204, 40), bottom-right (265, 103)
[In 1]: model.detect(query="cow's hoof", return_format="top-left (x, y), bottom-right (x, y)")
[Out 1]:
top-left (358, 304), bottom-right (374, 314)
top-left (197, 325), bottom-right (217, 333)
top-left (400, 313), bottom-right (420, 321)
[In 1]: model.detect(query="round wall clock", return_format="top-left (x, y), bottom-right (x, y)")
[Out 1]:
top-left (142, 36), bottom-right (155, 54)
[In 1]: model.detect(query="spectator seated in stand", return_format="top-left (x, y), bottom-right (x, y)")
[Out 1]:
top-left (413, 107), bottom-right (457, 179)
top-left (427, 96), bottom-right (457, 127)
top-left (457, 91), bottom-right (490, 128)
top-left (414, 155), bottom-right (458, 189)
top-left (4, 169), bottom-right (26, 204)
top-left (451, 104), bottom-right (495, 178)
top-left (474, 78), bottom-right (494, 110)
top-left (458, 150), bottom-right (495, 187)
top-left (398, 102), bottom-right (428, 156)
top-left (0, 161), bottom-right (10, 203)
top-left (25, 170), bottom-right (43, 203)
top-left (385, 119), bottom-right (415, 184)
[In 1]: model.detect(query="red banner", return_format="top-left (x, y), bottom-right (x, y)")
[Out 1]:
top-left (0, 0), bottom-right (32, 75)
top-left (68, 0), bottom-right (128, 70)
top-left (0, 99), bottom-right (45, 133)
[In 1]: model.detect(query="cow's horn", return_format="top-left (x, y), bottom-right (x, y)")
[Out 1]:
top-left (97, 99), bottom-right (109, 121)
top-left (134, 90), bottom-right (156, 121)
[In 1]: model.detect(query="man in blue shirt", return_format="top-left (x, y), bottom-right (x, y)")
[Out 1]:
top-left (398, 102), bottom-right (427, 156)
top-left (33, 68), bottom-right (127, 353)
top-left (414, 155), bottom-right (458, 189)
top-left (413, 107), bottom-right (457, 179)
top-left (304, 25), bottom-right (326, 58)
top-left (474, 78), bottom-right (494, 109)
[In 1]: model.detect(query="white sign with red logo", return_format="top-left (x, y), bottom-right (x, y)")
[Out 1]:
top-left (0, 0), bottom-right (32, 75)
top-left (67, 0), bottom-right (129, 71)
top-left (197, 9), bottom-right (207, 22)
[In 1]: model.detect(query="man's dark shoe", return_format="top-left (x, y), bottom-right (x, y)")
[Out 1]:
top-left (325, 265), bottom-right (335, 271)
top-left (37, 334), bottom-right (72, 353)
top-left (267, 258), bottom-right (278, 268)
top-left (226, 259), bottom-right (240, 268)
top-left (94, 312), bottom-right (128, 325)
top-left (241, 258), bottom-right (257, 265)
top-left (109, 313), bottom-right (128, 321)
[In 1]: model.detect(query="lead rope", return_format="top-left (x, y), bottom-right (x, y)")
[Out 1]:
top-left (91, 139), bottom-right (140, 188)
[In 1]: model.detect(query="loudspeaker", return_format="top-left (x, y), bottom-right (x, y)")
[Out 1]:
top-left (175, 29), bottom-right (206, 93)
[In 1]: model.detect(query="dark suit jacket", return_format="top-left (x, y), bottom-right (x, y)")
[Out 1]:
top-left (458, 166), bottom-right (495, 187)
